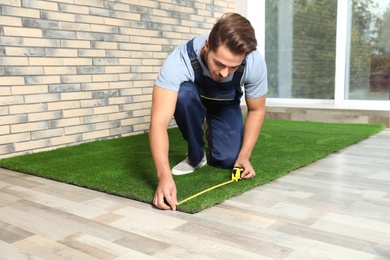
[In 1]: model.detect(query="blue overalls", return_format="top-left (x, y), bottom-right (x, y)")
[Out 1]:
top-left (174, 38), bottom-right (246, 169)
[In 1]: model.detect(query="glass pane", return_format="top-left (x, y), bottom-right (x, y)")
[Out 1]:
top-left (347, 0), bottom-right (390, 100)
top-left (265, 0), bottom-right (337, 99)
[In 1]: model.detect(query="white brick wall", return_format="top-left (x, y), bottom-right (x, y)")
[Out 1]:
top-left (0, 0), bottom-right (235, 158)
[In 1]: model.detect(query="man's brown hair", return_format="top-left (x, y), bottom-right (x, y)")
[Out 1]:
top-left (208, 12), bottom-right (257, 56)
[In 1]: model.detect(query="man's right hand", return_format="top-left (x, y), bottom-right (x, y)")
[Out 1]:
top-left (153, 174), bottom-right (178, 210)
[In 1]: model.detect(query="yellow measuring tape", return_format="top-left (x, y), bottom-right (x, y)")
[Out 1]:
top-left (178, 167), bottom-right (244, 205)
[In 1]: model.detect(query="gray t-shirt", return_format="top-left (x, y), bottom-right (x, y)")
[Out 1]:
top-left (155, 34), bottom-right (268, 99)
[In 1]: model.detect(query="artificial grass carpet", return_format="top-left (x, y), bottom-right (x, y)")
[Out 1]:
top-left (0, 119), bottom-right (385, 213)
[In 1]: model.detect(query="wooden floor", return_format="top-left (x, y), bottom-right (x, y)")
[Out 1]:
top-left (1, 129), bottom-right (389, 260)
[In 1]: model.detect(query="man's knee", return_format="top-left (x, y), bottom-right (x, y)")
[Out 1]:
top-left (208, 149), bottom-right (239, 169)
top-left (176, 82), bottom-right (200, 110)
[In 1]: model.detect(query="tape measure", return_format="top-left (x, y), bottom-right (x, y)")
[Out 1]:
top-left (178, 167), bottom-right (244, 205)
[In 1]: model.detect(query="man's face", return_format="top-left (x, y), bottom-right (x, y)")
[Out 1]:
top-left (203, 40), bottom-right (246, 82)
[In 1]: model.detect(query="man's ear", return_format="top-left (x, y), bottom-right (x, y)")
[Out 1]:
top-left (204, 39), bottom-right (209, 51)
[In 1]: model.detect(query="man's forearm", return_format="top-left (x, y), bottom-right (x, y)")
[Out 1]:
top-left (149, 122), bottom-right (171, 179)
top-left (238, 109), bottom-right (265, 160)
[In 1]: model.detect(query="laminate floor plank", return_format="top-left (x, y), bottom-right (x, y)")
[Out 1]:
top-left (0, 129), bottom-right (389, 259)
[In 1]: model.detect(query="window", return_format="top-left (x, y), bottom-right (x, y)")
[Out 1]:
top-left (347, 0), bottom-right (390, 101)
top-left (265, 0), bottom-right (338, 99)
top-left (260, 0), bottom-right (390, 104)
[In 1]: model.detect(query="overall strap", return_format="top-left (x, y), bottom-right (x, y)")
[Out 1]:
top-left (186, 38), bottom-right (201, 71)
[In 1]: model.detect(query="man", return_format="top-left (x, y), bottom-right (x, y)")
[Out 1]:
top-left (149, 12), bottom-right (268, 210)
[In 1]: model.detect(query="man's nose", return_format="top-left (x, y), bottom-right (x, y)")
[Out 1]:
top-left (219, 67), bottom-right (229, 78)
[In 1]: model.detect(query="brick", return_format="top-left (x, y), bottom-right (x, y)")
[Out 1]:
top-left (133, 123), bottom-right (149, 132)
top-left (60, 75), bottom-right (92, 83)
top-left (23, 38), bottom-right (60, 47)
top-left (0, 57), bottom-right (28, 66)
top-left (0, 114), bottom-right (27, 127)
top-left (60, 39), bottom-right (90, 48)
top-left (58, 3), bottom-right (89, 14)
top-left (24, 93), bottom-right (60, 103)
top-left (22, 18), bottom-right (58, 29)
top-left (0, 15), bottom-right (22, 26)
top-left (82, 129), bottom-right (110, 141)
top-left (14, 139), bottom-right (51, 151)
top-left (40, 10), bottom-right (76, 22)
top-left (0, 144), bottom-right (15, 156)
top-left (78, 49), bottom-right (105, 57)
top-left (11, 85), bottom-right (48, 94)
top-left (95, 120), bottom-right (120, 130)
top-left (111, 32), bottom-right (131, 41)
top-left (93, 58), bottom-right (119, 66)
top-left (106, 50), bottom-right (129, 58)
top-left (29, 57), bottom-right (63, 66)
top-left (104, 1), bottom-right (128, 11)
top-left (108, 111), bottom-right (131, 121)
top-left (0, 87), bottom-right (11, 96)
top-left (120, 88), bottom-right (143, 96)
top-left (0, 125), bottom-right (10, 135)
top-left (83, 114), bottom-right (109, 124)
top-left (61, 92), bottom-right (91, 100)
top-left (105, 66), bottom-right (130, 74)
top-left (21, 0), bottom-right (58, 11)
top-left (3, 27), bottom-right (42, 37)
top-left (75, 14), bottom-right (105, 25)
top-left (133, 94), bottom-right (152, 102)
top-left (44, 66), bottom-right (76, 75)
top-left (119, 73), bottom-right (142, 81)
top-left (92, 74), bottom-right (119, 82)
top-left (49, 117), bottom-right (80, 128)
top-left (9, 103), bottom-right (47, 114)
top-left (5, 46), bottom-right (45, 56)
top-left (89, 7), bottom-right (114, 17)
top-left (116, 11), bottom-right (141, 21)
top-left (104, 17), bottom-right (129, 27)
top-left (0, 76), bottom-right (25, 86)
top-left (121, 117), bottom-right (144, 126)
top-left (0, 133), bottom-right (30, 144)
top-left (51, 134), bottom-right (82, 146)
top-left (48, 101), bottom-right (80, 110)
top-left (31, 128), bottom-right (63, 140)
top-left (6, 67), bottom-right (44, 76)
top-left (108, 96), bottom-right (132, 105)
top-left (25, 75), bottom-right (61, 85)
top-left (90, 24), bottom-right (118, 34)
top-left (10, 121), bottom-right (47, 133)
top-left (81, 82), bottom-right (109, 91)
top-left (76, 31), bottom-right (104, 41)
top-left (62, 108), bottom-right (93, 118)
top-left (118, 58), bottom-right (141, 65)
top-left (43, 29), bottom-right (76, 39)
top-left (64, 124), bottom-right (94, 135)
top-left (1, 0), bottom-right (21, 7)
top-left (93, 105), bottom-right (119, 115)
top-left (80, 99), bottom-right (108, 108)
top-left (29, 111), bottom-right (63, 122)
top-left (59, 21), bottom-right (91, 31)
top-left (63, 58), bottom-right (92, 66)
top-left (77, 66), bottom-right (105, 74)
top-left (91, 41), bottom-right (117, 49)
top-left (45, 48), bottom-right (78, 57)
top-left (1, 6), bottom-right (40, 18)
top-left (92, 90), bottom-right (118, 99)
top-left (49, 83), bottom-right (81, 92)
top-left (118, 43), bottom-right (141, 51)
top-left (110, 126), bottom-right (133, 136)
top-left (0, 36), bottom-right (23, 46)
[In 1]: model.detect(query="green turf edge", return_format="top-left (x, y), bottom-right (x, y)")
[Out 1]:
top-left (0, 120), bottom-right (385, 214)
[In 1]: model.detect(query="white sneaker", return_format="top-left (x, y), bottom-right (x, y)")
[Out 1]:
top-left (172, 154), bottom-right (207, 175)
